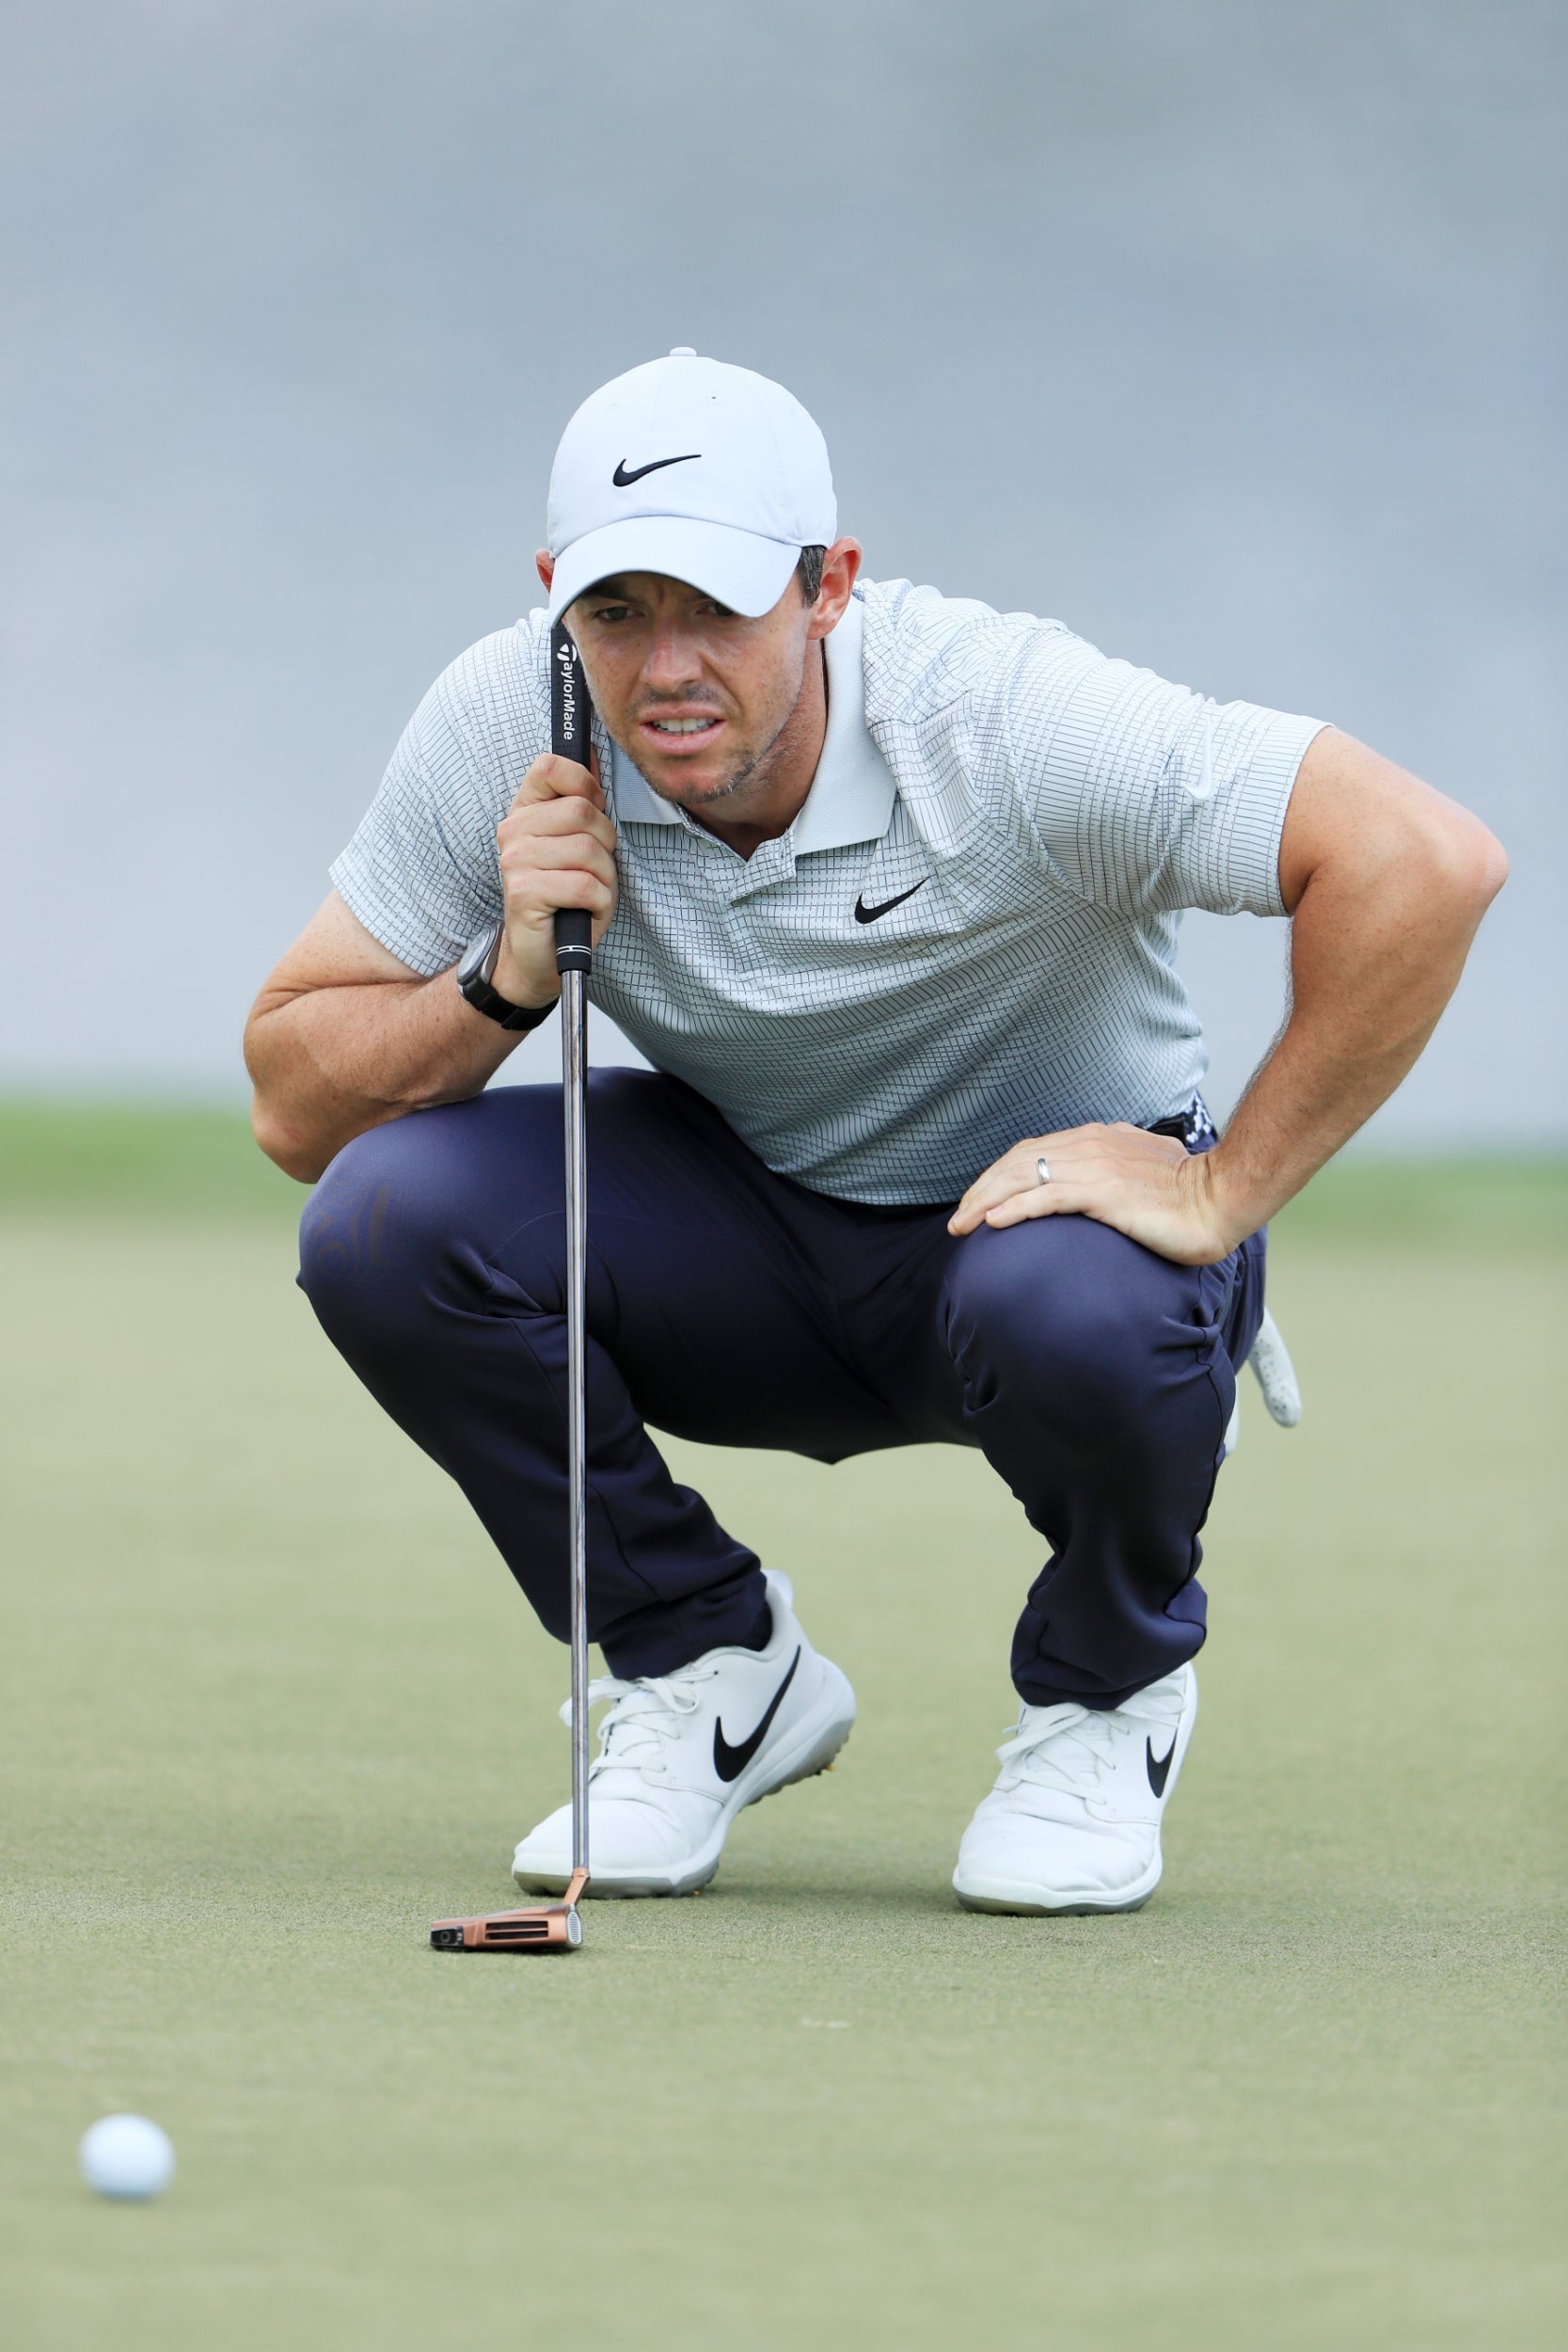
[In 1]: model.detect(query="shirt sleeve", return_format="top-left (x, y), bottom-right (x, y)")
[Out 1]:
top-left (329, 626), bottom-right (547, 975)
top-left (991, 622), bottom-right (1328, 919)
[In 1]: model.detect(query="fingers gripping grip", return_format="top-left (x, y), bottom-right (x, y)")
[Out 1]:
top-left (550, 623), bottom-right (595, 977)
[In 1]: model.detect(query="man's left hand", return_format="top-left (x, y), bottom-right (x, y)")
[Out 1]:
top-left (946, 1122), bottom-right (1237, 1266)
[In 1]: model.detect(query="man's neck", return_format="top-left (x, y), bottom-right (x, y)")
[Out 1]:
top-left (685, 643), bottom-right (829, 861)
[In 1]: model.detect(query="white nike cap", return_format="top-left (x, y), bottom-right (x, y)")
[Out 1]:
top-left (545, 349), bottom-right (836, 622)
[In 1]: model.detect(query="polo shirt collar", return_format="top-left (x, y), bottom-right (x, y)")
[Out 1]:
top-left (607, 590), bottom-right (896, 854)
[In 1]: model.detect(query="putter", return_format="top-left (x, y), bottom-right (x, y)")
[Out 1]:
top-left (430, 625), bottom-right (595, 1954)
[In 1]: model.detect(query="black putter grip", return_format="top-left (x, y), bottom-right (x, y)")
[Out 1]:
top-left (549, 622), bottom-right (595, 977)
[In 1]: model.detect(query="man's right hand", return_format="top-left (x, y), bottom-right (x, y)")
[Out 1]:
top-left (491, 751), bottom-right (619, 1009)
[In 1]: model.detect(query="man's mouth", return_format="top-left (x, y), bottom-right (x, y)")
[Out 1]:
top-left (639, 710), bottom-right (724, 752)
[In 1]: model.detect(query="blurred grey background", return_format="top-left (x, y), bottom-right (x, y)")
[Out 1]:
top-left (3, 0), bottom-right (1563, 1142)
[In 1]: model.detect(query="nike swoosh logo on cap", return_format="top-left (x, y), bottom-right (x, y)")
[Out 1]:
top-left (854, 881), bottom-right (926, 925)
top-left (713, 1648), bottom-right (801, 1784)
top-left (612, 453), bottom-right (702, 486)
top-left (1146, 1733), bottom-right (1179, 1799)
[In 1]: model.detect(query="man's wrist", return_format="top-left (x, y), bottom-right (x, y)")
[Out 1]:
top-left (1192, 1145), bottom-right (1262, 1255)
top-left (490, 937), bottom-right (558, 1015)
top-left (455, 922), bottom-right (557, 1032)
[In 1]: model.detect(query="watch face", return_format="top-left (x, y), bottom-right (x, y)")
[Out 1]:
top-left (458, 920), bottom-right (503, 990)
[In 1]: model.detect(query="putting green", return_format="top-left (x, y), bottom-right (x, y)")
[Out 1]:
top-left (1, 1108), bottom-right (1562, 2350)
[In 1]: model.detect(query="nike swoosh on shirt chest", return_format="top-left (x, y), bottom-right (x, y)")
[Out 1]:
top-left (855, 881), bottom-right (927, 923)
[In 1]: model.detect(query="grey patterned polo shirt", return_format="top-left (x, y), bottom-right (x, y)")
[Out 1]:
top-left (331, 578), bottom-right (1325, 1206)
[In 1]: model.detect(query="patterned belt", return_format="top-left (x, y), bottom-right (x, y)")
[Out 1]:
top-left (1145, 1096), bottom-right (1218, 1152)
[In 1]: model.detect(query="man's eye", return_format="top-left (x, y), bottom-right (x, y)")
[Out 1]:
top-left (592, 605), bottom-right (634, 624)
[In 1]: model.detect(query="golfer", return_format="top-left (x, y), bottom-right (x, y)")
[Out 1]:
top-left (245, 351), bottom-right (1504, 1915)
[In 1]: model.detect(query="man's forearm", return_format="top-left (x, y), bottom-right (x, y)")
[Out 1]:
top-left (245, 748), bottom-right (616, 1183)
top-left (245, 972), bottom-right (524, 1183)
top-left (947, 731), bottom-right (1505, 1265)
top-left (1205, 803), bottom-right (1507, 1245)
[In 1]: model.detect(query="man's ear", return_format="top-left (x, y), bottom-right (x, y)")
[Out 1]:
top-left (806, 538), bottom-right (863, 640)
top-left (535, 549), bottom-right (555, 593)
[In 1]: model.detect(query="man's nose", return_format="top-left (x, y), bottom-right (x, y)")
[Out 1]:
top-left (641, 618), bottom-right (703, 697)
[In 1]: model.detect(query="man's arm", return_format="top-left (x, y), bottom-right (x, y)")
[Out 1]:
top-left (245, 749), bottom-right (617, 1184)
top-left (947, 729), bottom-right (1509, 1262)
top-left (243, 891), bottom-right (519, 1183)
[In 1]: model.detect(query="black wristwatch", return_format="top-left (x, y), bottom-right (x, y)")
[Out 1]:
top-left (455, 921), bottom-right (555, 1032)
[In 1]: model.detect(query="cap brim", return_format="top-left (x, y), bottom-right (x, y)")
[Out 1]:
top-left (547, 517), bottom-right (800, 622)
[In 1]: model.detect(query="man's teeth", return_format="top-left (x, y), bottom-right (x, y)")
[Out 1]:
top-left (649, 717), bottom-right (712, 735)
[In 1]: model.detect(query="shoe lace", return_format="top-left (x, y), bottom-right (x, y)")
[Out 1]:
top-left (557, 1669), bottom-right (717, 1779)
top-left (994, 1703), bottom-right (1121, 1796)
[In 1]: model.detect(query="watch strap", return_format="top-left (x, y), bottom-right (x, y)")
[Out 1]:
top-left (456, 924), bottom-right (555, 1033)
top-left (463, 973), bottom-right (555, 1033)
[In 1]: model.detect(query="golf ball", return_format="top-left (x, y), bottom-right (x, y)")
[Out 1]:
top-left (78, 2114), bottom-right (176, 2201)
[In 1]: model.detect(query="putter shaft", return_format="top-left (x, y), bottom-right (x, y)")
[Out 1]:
top-left (562, 961), bottom-right (591, 1891)
top-left (430, 627), bottom-right (594, 1954)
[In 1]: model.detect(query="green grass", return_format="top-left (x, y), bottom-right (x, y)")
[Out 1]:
top-left (1, 1110), bottom-right (1564, 2348)
top-left (0, 1101), bottom-right (302, 1222)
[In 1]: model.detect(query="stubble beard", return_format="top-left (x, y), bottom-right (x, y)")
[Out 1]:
top-left (629, 645), bottom-right (813, 816)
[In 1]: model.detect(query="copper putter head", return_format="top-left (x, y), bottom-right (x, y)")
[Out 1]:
top-left (430, 1868), bottom-right (588, 1954)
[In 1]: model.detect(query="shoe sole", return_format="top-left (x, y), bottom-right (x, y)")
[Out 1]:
top-left (950, 1667), bottom-right (1198, 1919)
top-left (513, 1661), bottom-right (856, 1899)
top-left (951, 1865), bottom-right (1162, 1917)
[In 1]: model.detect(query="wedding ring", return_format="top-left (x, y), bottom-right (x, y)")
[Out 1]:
top-left (1035, 1157), bottom-right (1052, 1186)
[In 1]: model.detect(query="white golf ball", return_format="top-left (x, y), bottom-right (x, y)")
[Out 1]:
top-left (78, 2114), bottom-right (176, 2201)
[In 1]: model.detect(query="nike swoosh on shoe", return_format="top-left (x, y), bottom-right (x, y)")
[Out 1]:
top-left (713, 1648), bottom-right (801, 1783)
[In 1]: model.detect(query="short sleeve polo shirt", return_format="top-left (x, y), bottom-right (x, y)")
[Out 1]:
top-left (331, 579), bottom-right (1326, 1206)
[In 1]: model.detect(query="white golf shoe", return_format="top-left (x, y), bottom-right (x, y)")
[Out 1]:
top-left (512, 1572), bottom-right (855, 1899)
top-left (952, 1665), bottom-right (1198, 1915)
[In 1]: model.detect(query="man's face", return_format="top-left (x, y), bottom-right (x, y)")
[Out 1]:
top-left (537, 562), bottom-right (837, 817)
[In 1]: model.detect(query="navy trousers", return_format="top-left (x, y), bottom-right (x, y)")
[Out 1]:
top-left (297, 1071), bottom-right (1266, 1709)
